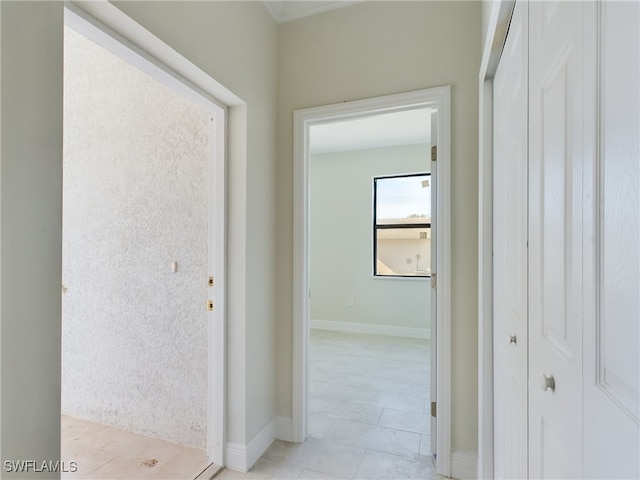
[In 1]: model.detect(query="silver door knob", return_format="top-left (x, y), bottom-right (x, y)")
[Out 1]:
top-left (540, 374), bottom-right (555, 392)
top-left (509, 335), bottom-right (517, 345)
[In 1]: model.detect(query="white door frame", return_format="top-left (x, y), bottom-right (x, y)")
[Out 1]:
top-left (477, 1), bottom-right (516, 478)
top-left (292, 86), bottom-right (452, 476)
top-left (63, 2), bottom-right (235, 465)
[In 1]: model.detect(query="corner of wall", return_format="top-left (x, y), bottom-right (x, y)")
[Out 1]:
top-left (451, 449), bottom-right (479, 480)
top-left (225, 417), bottom-right (276, 473)
top-left (275, 416), bottom-right (295, 442)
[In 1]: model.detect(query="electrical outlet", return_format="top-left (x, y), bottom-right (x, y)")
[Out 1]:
top-left (347, 298), bottom-right (354, 307)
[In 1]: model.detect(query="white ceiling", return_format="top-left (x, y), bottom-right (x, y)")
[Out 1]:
top-left (263, 0), bottom-right (363, 23)
top-left (309, 108), bottom-right (433, 155)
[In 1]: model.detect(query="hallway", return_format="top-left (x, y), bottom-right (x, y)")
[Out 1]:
top-left (217, 331), bottom-right (442, 479)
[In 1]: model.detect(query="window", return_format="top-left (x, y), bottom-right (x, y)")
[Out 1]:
top-left (373, 173), bottom-right (431, 277)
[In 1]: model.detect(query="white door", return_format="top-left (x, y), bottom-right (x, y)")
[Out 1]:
top-left (582, 2), bottom-right (639, 477)
top-left (528, 1), bottom-right (593, 477)
top-left (492, 1), bottom-right (528, 477)
top-left (430, 110), bottom-right (438, 455)
top-left (492, 1), bottom-right (639, 477)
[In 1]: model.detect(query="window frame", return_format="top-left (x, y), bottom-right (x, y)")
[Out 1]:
top-left (372, 172), bottom-right (431, 278)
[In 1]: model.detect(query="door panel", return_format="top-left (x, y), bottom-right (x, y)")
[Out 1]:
top-left (492, 1), bottom-right (528, 477)
top-left (540, 61), bottom-right (574, 361)
top-left (583, 2), bottom-right (640, 477)
top-left (595, 0), bottom-right (639, 422)
top-left (528, 1), bottom-right (590, 477)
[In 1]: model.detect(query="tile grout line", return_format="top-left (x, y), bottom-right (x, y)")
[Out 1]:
top-left (375, 407), bottom-right (385, 426)
top-left (350, 447), bottom-right (368, 480)
top-left (330, 416), bottom-right (429, 437)
top-left (83, 455), bottom-right (119, 478)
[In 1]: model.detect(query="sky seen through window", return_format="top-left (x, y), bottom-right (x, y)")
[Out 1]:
top-left (376, 174), bottom-right (431, 221)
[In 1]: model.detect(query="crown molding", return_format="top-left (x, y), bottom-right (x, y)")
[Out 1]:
top-left (263, 1), bottom-right (363, 24)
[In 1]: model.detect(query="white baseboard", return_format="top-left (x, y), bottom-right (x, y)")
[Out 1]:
top-left (275, 416), bottom-right (295, 442)
top-left (311, 319), bottom-right (430, 340)
top-left (224, 443), bottom-right (246, 473)
top-left (451, 450), bottom-right (478, 480)
top-left (225, 418), bottom-right (276, 473)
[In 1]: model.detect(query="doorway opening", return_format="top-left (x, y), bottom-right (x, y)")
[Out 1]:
top-left (307, 109), bottom-right (433, 459)
top-left (293, 87), bottom-right (452, 476)
top-left (61, 4), bottom-right (227, 477)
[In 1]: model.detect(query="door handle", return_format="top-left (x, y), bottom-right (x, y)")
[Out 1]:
top-left (540, 373), bottom-right (555, 392)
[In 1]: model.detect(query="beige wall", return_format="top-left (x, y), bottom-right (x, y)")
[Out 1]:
top-left (481, 0), bottom-right (497, 47)
top-left (276, 1), bottom-right (481, 454)
top-left (1, 2), bottom-right (63, 473)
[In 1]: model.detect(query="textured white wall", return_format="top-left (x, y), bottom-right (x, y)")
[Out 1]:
top-left (62, 26), bottom-right (210, 447)
top-left (310, 144), bottom-right (431, 331)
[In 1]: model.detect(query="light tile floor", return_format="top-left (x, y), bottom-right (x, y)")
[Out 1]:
top-left (61, 415), bottom-right (215, 479)
top-left (216, 330), bottom-right (445, 480)
top-left (61, 331), bottom-right (443, 480)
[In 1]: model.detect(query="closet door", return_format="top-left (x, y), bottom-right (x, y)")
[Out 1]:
top-left (583, 2), bottom-right (639, 477)
top-left (528, 1), bottom-right (594, 477)
top-left (492, 1), bottom-right (528, 477)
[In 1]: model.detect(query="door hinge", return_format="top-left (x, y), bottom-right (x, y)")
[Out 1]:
top-left (208, 276), bottom-right (214, 287)
top-left (207, 300), bottom-right (214, 311)
top-left (431, 272), bottom-right (437, 289)
top-left (431, 401), bottom-right (437, 417)
top-left (431, 145), bottom-right (437, 162)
